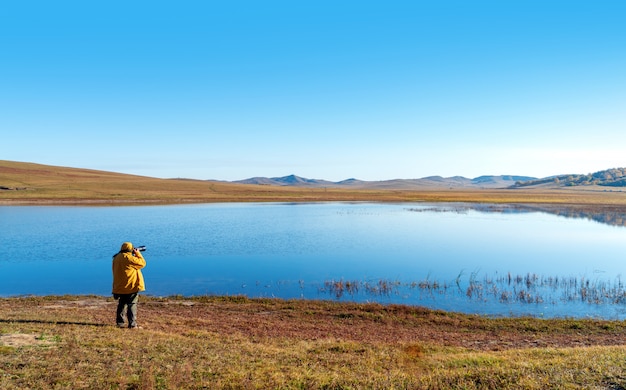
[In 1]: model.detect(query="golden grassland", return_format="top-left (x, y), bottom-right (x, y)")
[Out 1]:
top-left (1, 295), bottom-right (626, 390)
top-left (3, 161), bottom-right (626, 388)
top-left (2, 159), bottom-right (626, 207)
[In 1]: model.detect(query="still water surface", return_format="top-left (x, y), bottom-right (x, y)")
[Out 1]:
top-left (1, 202), bottom-right (626, 319)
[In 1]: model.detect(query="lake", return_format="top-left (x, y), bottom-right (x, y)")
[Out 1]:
top-left (2, 202), bottom-right (626, 319)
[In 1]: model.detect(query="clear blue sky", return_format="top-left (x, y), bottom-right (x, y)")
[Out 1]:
top-left (1, 1), bottom-right (624, 181)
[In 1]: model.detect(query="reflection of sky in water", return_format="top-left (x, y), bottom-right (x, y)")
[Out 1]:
top-left (2, 203), bottom-right (626, 319)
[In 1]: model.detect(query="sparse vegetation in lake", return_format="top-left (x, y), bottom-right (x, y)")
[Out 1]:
top-left (317, 272), bottom-right (626, 318)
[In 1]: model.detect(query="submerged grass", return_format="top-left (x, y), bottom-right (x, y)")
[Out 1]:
top-left (1, 295), bottom-right (626, 389)
top-left (321, 272), bottom-right (626, 310)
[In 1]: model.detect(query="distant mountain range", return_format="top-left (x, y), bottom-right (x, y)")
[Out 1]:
top-left (235, 168), bottom-right (626, 189)
top-left (234, 174), bottom-right (537, 189)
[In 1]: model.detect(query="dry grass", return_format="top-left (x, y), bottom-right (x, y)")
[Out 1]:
top-left (3, 160), bottom-right (626, 206)
top-left (1, 295), bottom-right (626, 389)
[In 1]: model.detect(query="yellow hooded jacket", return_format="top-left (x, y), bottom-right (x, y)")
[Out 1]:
top-left (112, 242), bottom-right (146, 294)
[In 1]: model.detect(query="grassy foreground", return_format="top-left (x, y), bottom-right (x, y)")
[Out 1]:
top-left (1, 295), bottom-right (626, 389)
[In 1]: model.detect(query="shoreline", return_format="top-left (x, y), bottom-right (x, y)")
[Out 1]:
top-left (3, 192), bottom-right (626, 207)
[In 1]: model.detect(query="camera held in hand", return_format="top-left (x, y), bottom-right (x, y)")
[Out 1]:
top-left (135, 245), bottom-right (147, 252)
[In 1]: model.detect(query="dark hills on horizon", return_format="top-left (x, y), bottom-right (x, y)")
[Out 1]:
top-left (235, 168), bottom-right (626, 189)
top-left (234, 174), bottom-right (536, 189)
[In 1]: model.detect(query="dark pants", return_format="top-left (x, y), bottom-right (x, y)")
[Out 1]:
top-left (114, 293), bottom-right (139, 328)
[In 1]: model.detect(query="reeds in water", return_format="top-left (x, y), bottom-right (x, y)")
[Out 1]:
top-left (320, 272), bottom-right (626, 308)
top-left (322, 278), bottom-right (402, 298)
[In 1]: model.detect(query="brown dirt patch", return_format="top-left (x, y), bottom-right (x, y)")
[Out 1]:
top-left (0, 333), bottom-right (54, 348)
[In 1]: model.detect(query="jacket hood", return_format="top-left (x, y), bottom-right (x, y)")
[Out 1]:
top-left (120, 242), bottom-right (133, 252)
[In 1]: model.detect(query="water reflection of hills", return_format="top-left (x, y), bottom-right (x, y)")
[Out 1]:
top-left (407, 203), bottom-right (626, 228)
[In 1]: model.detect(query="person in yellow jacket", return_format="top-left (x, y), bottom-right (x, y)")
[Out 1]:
top-left (112, 242), bottom-right (146, 329)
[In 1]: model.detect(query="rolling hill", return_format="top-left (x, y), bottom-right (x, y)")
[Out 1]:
top-left (511, 168), bottom-right (626, 188)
